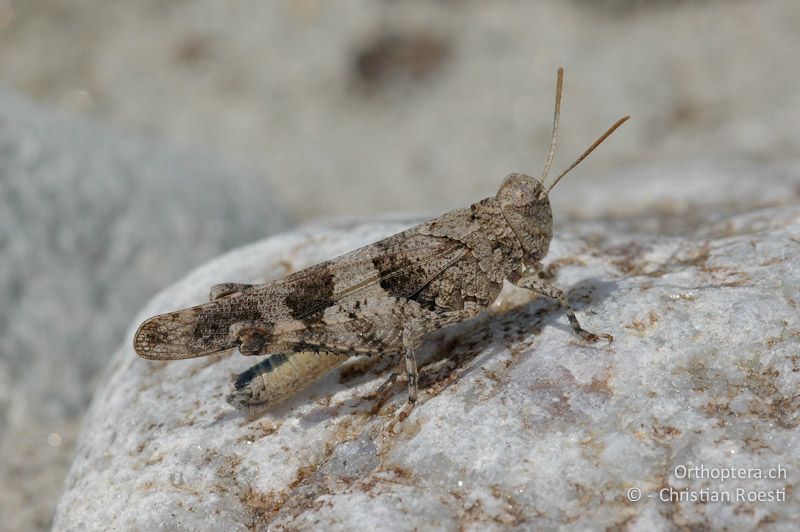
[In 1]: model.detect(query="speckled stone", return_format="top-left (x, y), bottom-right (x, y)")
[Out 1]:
top-left (53, 201), bottom-right (800, 530)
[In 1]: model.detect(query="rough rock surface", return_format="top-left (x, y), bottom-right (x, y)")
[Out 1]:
top-left (54, 190), bottom-right (799, 530)
top-left (0, 87), bottom-right (287, 531)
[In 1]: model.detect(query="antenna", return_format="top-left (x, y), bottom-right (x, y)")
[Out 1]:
top-left (539, 67), bottom-right (564, 185)
top-left (545, 115), bottom-right (630, 194)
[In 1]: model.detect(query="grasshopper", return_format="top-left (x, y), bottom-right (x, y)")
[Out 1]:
top-left (134, 68), bottom-right (628, 417)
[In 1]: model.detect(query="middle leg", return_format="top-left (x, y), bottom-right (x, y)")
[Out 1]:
top-left (397, 303), bottom-right (481, 420)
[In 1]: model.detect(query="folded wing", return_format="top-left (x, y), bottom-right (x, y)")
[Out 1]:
top-left (133, 226), bottom-right (468, 360)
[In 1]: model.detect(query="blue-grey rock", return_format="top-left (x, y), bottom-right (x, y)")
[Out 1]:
top-left (0, 86), bottom-right (288, 531)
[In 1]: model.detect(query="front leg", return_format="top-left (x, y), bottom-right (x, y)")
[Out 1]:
top-left (514, 274), bottom-right (613, 343)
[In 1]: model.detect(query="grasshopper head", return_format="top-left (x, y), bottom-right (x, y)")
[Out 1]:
top-left (497, 67), bottom-right (628, 266)
top-left (496, 173), bottom-right (553, 262)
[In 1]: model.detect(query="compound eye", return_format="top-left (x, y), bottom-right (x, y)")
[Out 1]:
top-left (512, 185), bottom-right (534, 208)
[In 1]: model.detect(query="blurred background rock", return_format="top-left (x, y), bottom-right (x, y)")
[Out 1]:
top-left (0, 0), bottom-right (798, 529)
top-left (0, 83), bottom-right (287, 530)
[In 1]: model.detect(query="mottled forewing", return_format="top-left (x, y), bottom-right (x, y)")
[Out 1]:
top-left (134, 227), bottom-right (466, 360)
top-left (134, 294), bottom-right (266, 360)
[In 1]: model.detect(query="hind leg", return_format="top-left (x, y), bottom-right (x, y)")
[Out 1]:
top-left (228, 351), bottom-right (345, 409)
top-left (209, 283), bottom-right (254, 301)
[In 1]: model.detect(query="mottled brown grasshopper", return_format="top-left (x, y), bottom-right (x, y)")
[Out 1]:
top-left (134, 68), bottom-right (628, 417)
